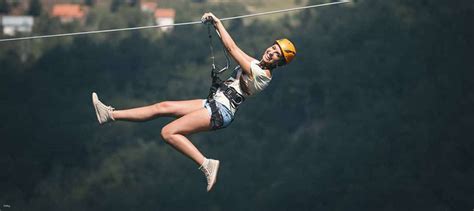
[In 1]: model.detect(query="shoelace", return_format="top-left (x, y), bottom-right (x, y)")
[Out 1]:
top-left (205, 169), bottom-right (212, 183)
top-left (200, 165), bottom-right (212, 184)
top-left (98, 102), bottom-right (115, 111)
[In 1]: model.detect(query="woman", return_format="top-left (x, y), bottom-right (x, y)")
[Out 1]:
top-left (92, 13), bottom-right (296, 192)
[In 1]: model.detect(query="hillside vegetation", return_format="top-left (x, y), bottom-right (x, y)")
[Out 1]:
top-left (0, 0), bottom-right (473, 210)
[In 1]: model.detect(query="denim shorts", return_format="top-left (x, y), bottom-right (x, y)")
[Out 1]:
top-left (203, 99), bottom-right (234, 129)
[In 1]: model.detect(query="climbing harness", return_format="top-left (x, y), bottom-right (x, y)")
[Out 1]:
top-left (205, 21), bottom-right (245, 130)
top-left (205, 22), bottom-right (229, 100)
top-left (205, 21), bottom-right (245, 107)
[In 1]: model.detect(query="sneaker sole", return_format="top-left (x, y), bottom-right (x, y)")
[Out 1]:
top-left (91, 92), bottom-right (103, 124)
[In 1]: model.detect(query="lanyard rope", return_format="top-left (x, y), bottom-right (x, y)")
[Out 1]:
top-left (0, 1), bottom-right (349, 43)
top-left (207, 23), bottom-right (230, 74)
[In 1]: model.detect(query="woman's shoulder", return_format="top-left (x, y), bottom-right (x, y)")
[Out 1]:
top-left (249, 60), bottom-right (272, 79)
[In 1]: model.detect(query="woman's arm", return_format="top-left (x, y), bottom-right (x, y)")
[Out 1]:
top-left (203, 13), bottom-right (255, 75)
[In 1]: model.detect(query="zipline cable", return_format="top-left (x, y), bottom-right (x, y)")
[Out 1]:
top-left (0, 0), bottom-right (349, 43)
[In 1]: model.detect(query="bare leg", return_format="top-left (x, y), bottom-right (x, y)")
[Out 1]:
top-left (161, 108), bottom-right (212, 166)
top-left (112, 99), bottom-right (204, 122)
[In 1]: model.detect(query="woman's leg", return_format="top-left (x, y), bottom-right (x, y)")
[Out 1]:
top-left (112, 99), bottom-right (204, 122)
top-left (161, 108), bottom-right (220, 191)
top-left (160, 108), bottom-right (212, 166)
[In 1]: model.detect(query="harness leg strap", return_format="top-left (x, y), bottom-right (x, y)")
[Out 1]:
top-left (207, 99), bottom-right (224, 130)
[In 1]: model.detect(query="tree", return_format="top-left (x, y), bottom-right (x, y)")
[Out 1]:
top-left (0, 0), bottom-right (10, 14)
top-left (84, 0), bottom-right (95, 7)
top-left (110, 0), bottom-right (122, 12)
top-left (127, 0), bottom-right (140, 7)
top-left (28, 0), bottom-right (42, 17)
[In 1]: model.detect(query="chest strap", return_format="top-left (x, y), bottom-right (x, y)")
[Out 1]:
top-left (208, 72), bottom-right (246, 109)
top-left (219, 83), bottom-right (245, 108)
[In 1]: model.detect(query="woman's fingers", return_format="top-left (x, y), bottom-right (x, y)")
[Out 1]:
top-left (201, 12), bottom-right (220, 24)
top-left (201, 13), bottom-right (213, 23)
top-left (209, 13), bottom-right (220, 22)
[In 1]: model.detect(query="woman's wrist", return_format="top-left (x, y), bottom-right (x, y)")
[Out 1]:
top-left (213, 18), bottom-right (222, 27)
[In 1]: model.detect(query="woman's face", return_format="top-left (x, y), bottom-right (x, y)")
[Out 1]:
top-left (261, 44), bottom-right (283, 65)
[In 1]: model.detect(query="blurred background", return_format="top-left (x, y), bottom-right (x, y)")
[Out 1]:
top-left (0, 0), bottom-right (473, 210)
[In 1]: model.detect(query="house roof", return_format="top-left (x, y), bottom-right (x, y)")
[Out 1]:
top-left (141, 2), bottom-right (158, 12)
top-left (51, 4), bottom-right (85, 18)
top-left (154, 9), bottom-right (176, 18)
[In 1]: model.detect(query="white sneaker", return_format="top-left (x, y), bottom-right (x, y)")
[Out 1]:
top-left (92, 92), bottom-right (115, 124)
top-left (199, 159), bottom-right (220, 192)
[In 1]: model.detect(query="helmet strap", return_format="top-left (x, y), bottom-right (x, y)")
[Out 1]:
top-left (259, 58), bottom-right (284, 70)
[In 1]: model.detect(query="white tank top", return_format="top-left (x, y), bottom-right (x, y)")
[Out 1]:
top-left (213, 60), bottom-right (272, 114)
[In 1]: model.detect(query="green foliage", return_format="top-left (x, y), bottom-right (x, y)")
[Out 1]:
top-left (28, 0), bottom-right (42, 16)
top-left (0, 0), bottom-right (9, 14)
top-left (84, 0), bottom-right (95, 7)
top-left (0, 0), bottom-right (473, 210)
top-left (110, 0), bottom-right (121, 12)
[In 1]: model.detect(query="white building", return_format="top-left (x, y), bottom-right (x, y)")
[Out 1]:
top-left (1, 16), bottom-right (34, 36)
top-left (154, 9), bottom-right (175, 32)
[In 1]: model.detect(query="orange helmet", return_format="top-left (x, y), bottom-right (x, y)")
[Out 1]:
top-left (275, 38), bottom-right (296, 65)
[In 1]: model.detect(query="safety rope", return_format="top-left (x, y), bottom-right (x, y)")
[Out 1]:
top-left (0, 0), bottom-right (349, 43)
top-left (207, 23), bottom-right (230, 74)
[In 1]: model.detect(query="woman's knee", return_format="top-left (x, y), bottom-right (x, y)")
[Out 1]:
top-left (154, 101), bottom-right (174, 115)
top-left (160, 124), bottom-right (176, 144)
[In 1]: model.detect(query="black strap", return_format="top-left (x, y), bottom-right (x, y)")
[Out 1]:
top-left (206, 23), bottom-right (230, 75)
top-left (219, 83), bottom-right (245, 107)
top-left (206, 23), bottom-right (224, 100)
top-left (207, 98), bottom-right (224, 130)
